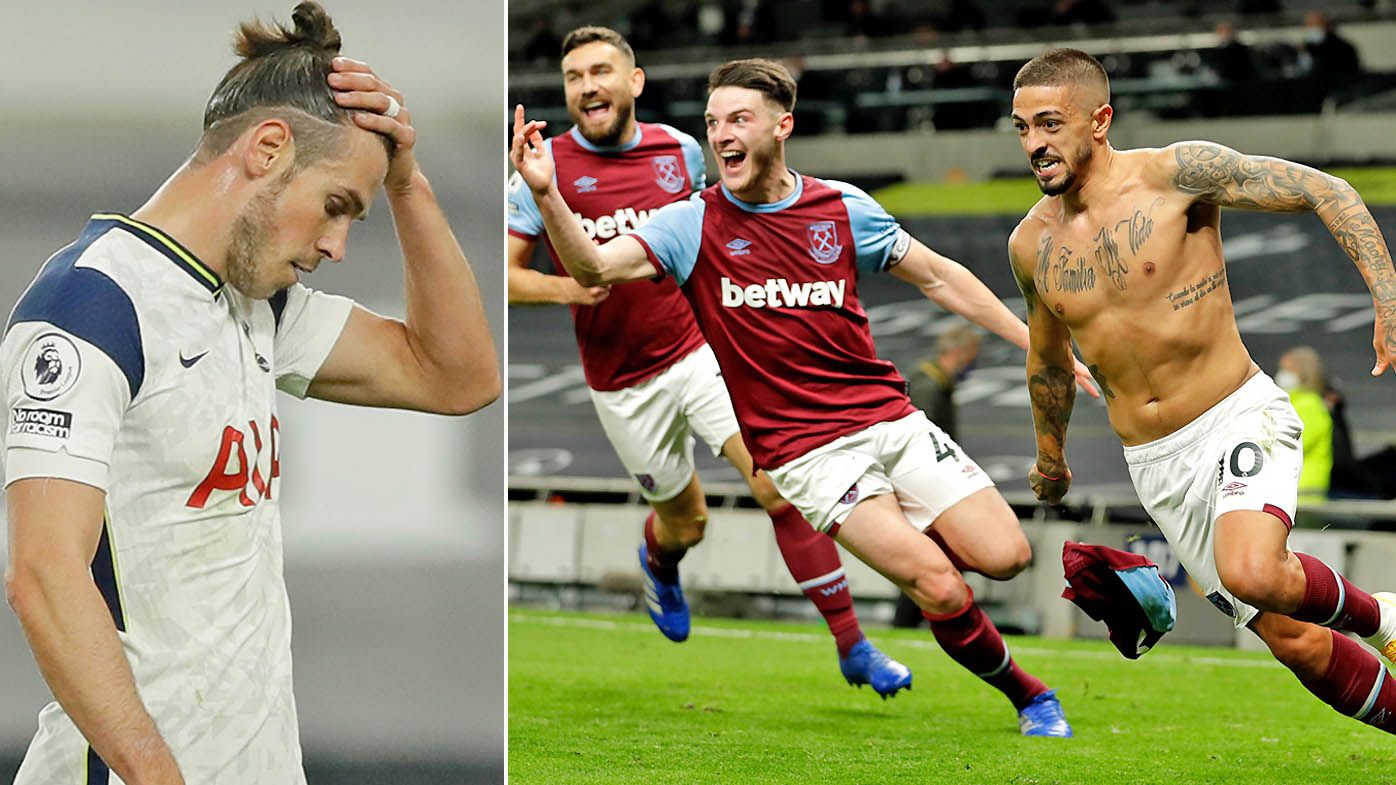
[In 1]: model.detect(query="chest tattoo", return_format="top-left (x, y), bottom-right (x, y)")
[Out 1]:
top-left (1165, 268), bottom-right (1227, 311)
top-left (1038, 199), bottom-right (1164, 295)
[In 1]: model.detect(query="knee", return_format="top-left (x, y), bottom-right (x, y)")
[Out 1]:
top-left (747, 474), bottom-right (786, 513)
top-left (668, 515), bottom-right (708, 548)
top-left (907, 567), bottom-right (968, 616)
top-left (980, 538), bottom-right (1033, 581)
top-left (1217, 552), bottom-right (1287, 610)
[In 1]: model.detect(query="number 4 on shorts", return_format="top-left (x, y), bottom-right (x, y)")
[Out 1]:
top-left (927, 429), bottom-right (957, 462)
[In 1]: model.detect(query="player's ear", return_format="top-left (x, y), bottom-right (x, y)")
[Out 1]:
top-left (242, 118), bottom-right (294, 179)
top-left (773, 110), bottom-right (794, 142)
top-left (1091, 103), bottom-right (1113, 140)
top-left (630, 66), bottom-right (645, 99)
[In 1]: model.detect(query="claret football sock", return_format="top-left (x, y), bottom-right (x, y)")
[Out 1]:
top-left (642, 510), bottom-right (687, 584)
top-left (1297, 629), bottom-right (1396, 734)
top-left (770, 503), bottom-right (863, 657)
top-left (1291, 552), bottom-right (1381, 638)
top-left (925, 591), bottom-right (1048, 710)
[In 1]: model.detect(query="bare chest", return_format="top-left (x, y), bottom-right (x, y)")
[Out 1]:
top-left (1033, 197), bottom-right (1218, 325)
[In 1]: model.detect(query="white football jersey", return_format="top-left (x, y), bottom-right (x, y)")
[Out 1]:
top-left (3, 214), bottom-right (353, 785)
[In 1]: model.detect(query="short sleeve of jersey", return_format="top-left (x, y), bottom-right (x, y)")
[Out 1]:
top-left (656, 124), bottom-right (707, 191)
top-left (829, 180), bottom-right (911, 274)
top-left (268, 284), bottom-right (354, 398)
top-left (3, 306), bottom-right (138, 491)
top-left (506, 138), bottom-right (553, 239)
top-left (629, 193), bottom-right (707, 286)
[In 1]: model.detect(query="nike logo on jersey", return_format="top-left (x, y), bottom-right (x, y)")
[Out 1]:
top-left (180, 351), bottom-right (208, 368)
top-left (574, 207), bottom-right (655, 240)
top-left (720, 276), bottom-right (846, 309)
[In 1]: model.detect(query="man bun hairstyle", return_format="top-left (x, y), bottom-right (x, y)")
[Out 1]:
top-left (707, 58), bottom-right (797, 113)
top-left (1013, 47), bottom-right (1111, 104)
top-left (560, 25), bottom-right (635, 65)
top-left (197, 2), bottom-right (390, 168)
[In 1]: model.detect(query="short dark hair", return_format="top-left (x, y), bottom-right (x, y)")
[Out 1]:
top-left (197, 2), bottom-right (389, 167)
top-left (560, 26), bottom-right (635, 64)
top-left (707, 58), bottom-right (797, 113)
top-left (1013, 48), bottom-right (1111, 103)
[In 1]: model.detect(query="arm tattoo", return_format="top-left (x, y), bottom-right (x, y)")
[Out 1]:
top-left (1171, 142), bottom-right (1333, 212)
top-left (1174, 142), bottom-right (1396, 362)
top-left (1029, 365), bottom-right (1075, 466)
top-left (1329, 204), bottom-right (1396, 359)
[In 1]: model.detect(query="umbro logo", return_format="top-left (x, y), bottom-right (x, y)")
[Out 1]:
top-left (180, 351), bottom-right (208, 368)
top-left (726, 238), bottom-right (752, 256)
top-left (573, 175), bottom-right (598, 193)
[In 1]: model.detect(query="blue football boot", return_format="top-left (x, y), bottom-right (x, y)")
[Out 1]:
top-left (638, 544), bottom-right (690, 642)
top-left (839, 639), bottom-right (912, 699)
top-left (1018, 689), bottom-right (1073, 737)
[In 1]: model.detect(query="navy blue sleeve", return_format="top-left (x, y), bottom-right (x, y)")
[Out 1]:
top-left (8, 253), bottom-right (144, 398)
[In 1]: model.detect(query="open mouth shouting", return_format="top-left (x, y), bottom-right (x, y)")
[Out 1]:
top-left (1032, 154), bottom-right (1064, 179)
top-left (719, 149), bottom-right (747, 176)
top-left (580, 99), bottom-right (611, 124)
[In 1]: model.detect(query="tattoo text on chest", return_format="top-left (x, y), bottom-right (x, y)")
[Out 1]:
top-left (1164, 268), bottom-right (1227, 311)
top-left (1037, 198), bottom-right (1162, 294)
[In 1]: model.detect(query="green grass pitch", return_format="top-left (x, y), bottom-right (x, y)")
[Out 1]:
top-left (872, 167), bottom-right (1396, 216)
top-left (509, 609), bottom-right (1393, 785)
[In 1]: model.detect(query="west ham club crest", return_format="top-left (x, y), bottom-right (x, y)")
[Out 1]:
top-left (652, 155), bottom-right (685, 194)
top-left (806, 221), bottom-right (843, 265)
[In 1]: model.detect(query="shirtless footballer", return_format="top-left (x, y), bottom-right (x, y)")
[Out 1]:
top-left (1009, 48), bottom-right (1396, 734)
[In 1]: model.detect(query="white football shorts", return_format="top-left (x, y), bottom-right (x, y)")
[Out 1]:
top-left (589, 344), bottom-right (740, 502)
top-left (1124, 371), bottom-right (1304, 629)
top-left (766, 409), bottom-right (994, 535)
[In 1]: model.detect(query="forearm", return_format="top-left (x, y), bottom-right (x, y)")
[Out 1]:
top-left (1319, 188), bottom-right (1396, 311)
top-left (925, 260), bottom-right (1030, 351)
top-left (507, 264), bottom-right (574, 305)
top-left (1027, 347), bottom-right (1076, 471)
top-left (532, 185), bottom-right (613, 286)
top-left (9, 565), bottom-right (181, 785)
top-left (387, 170), bottom-right (500, 408)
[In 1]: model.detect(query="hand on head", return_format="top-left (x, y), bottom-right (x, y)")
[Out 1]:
top-left (329, 57), bottom-right (417, 190)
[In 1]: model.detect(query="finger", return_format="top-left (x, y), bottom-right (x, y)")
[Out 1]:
top-left (521, 121), bottom-right (548, 151)
top-left (514, 104), bottom-right (524, 137)
top-left (329, 71), bottom-right (402, 102)
top-left (1375, 358), bottom-right (1390, 376)
top-left (331, 56), bottom-right (374, 75)
top-left (333, 90), bottom-right (403, 118)
top-left (350, 111), bottom-right (415, 149)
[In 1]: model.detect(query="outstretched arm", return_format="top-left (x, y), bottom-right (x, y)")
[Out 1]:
top-left (1009, 226), bottom-right (1078, 503)
top-left (891, 236), bottom-right (1099, 398)
top-left (509, 105), bottom-right (655, 286)
top-left (1168, 141), bottom-right (1396, 376)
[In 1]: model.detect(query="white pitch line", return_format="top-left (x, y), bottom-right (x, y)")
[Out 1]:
top-left (511, 612), bottom-right (1284, 670)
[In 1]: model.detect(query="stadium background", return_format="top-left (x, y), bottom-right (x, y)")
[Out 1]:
top-left (506, 0), bottom-right (1396, 662)
top-left (0, 2), bottom-right (504, 783)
